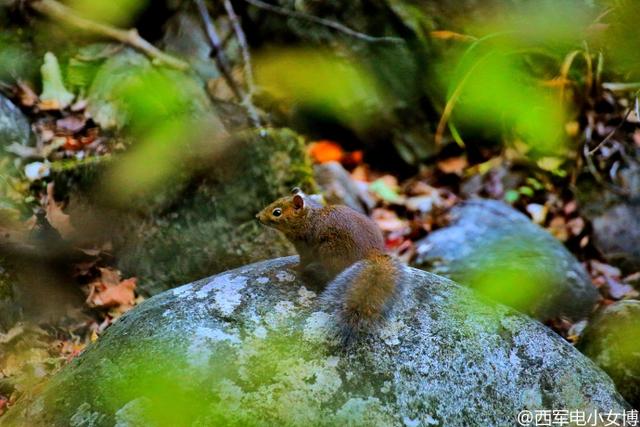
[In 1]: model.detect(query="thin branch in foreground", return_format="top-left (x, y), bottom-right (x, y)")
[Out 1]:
top-left (587, 105), bottom-right (633, 155)
top-left (194, 0), bottom-right (245, 103)
top-left (29, 0), bottom-right (189, 70)
top-left (223, 0), bottom-right (261, 127)
top-left (244, 0), bottom-right (404, 44)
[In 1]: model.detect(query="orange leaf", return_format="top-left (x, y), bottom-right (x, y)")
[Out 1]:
top-left (437, 156), bottom-right (468, 175)
top-left (308, 140), bottom-right (343, 163)
top-left (430, 30), bottom-right (476, 43)
top-left (88, 276), bottom-right (137, 309)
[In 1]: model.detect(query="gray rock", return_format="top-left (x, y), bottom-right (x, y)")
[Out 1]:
top-left (414, 199), bottom-right (598, 321)
top-left (576, 164), bottom-right (640, 273)
top-left (590, 203), bottom-right (640, 273)
top-left (0, 94), bottom-right (31, 147)
top-left (314, 161), bottom-right (374, 214)
top-left (579, 300), bottom-right (640, 409)
top-left (4, 257), bottom-right (627, 426)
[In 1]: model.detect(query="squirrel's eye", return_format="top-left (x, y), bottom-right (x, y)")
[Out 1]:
top-left (272, 208), bottom-right (282, 217)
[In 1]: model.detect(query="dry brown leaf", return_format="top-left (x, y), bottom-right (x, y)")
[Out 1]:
top-left (437, 156), bottom-right (468, 175)
top-left (38, 99), bottom-right (61, 111)
top-left (88, 278), bottom-right (137, 309)
top-left (308, 141), bottom-right (344, 164)
top-left (56, 115), bottom-right (87, 134)
top-left (547, 216), bottom-right (568, 241)
top-left (87, 267), bottom-right (137, 311)
top-left (371, 208), bottom-right (408, 233)
top-left (16, 81), bottom-right (39, 107)
top-left (45, 183), bottom-right (75, 239)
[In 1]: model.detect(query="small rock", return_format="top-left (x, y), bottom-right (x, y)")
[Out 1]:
top-left (24, 161), bottom-right (50, 181)
top-left (0, 94), bottom-right (31, 147)
top-left (414, 199), bottom-right (598, 320)
top-left (314, 161), bottom-right (374, 214)
top-left (590, 203), bottom-right (640, 272)
top-left (579, 300), bottom-right (640, 408)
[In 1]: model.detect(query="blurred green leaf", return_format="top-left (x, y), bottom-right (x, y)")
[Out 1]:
top-left (40, 52), bottom-right (75, 109)
top-left (255, 49), bottom-right (385, 130)
top-left (68, 0), bottom-right (149, 27)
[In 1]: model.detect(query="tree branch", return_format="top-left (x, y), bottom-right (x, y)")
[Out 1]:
top-left (29, 0), bottom-right (189, 70)
top-left (222, 0), bottom-right (261, 127)
top-left (244, 0), bottom-right (404, 44)
top-left (194, 0), bottom-right (245, 102)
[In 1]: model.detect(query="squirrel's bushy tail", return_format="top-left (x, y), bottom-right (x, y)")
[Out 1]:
top-left (320, 252), bottom-right (406, 346)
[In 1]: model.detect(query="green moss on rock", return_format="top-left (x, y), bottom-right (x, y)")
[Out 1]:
top-left (114, 127), bottom-right (315, 295)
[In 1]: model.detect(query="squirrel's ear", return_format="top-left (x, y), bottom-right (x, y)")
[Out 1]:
top-left (291, 187), bottom-right (301, 195)
top-left (293, 194), bottom-right (304, 209)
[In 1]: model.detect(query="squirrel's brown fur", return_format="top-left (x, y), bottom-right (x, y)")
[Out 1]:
top-left (257, 189), bottom-right (405, 346)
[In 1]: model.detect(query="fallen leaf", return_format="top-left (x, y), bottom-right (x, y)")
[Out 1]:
top-left (590, 260), bottom-right (621, 279)
top-left (0, 395), bottom-right (7, 416)
top-left (437, 156), bottom-right (468, 175)
top-left (547, 216), bottom-right (568, 241)
top-left (308, 140), bottom-right (344, 164)
top-left (37, 99), bottom-right (61, 111)
top-left (406, 195), bottom-right (438, 213)
top-left (56, 115), bottom-right (87, 134)
top-left (341, 150), bottom-right (363, 167)
top-left (371, 208), bottom-right (408, 233)
top-left (563, 200), bottom-right (577, 215)
top-left (369, 176), bottom-right (404, 204)
top-left (565, 121), bottom-right (580, 137)
top-left (634, 129), bottom-right (640, 147)
top-left (63, 136), bottom-right (82, 151)
top-left (567, 217), bottom-right (585, 236)
top-left (45, 183), bottom-right (75, 239)
top-left (87, 267), bottom-right (137, 311)
top-left (16, 80), bottom-right (39, 107)
top-left (526, 203), bottom-right (547, 224)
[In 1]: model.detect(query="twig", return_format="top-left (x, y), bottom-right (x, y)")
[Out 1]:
top-left (223, 0), bottom-right (261, 127)
top-left (244, 0), bottom-right (404, 44)
top-left (582, 140), bottom-right (629, 197)
top-left (587, 106), bottom-right (633, 155)
top-left (602, 82), bottom-right (640, 92)
top-left (29, 0), bottom-right (189, 70)
top-left (194, 0), bottom-right (244, 102)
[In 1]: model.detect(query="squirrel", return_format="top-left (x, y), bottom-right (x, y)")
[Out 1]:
top-left (256, 187), bottom-right (406, 346)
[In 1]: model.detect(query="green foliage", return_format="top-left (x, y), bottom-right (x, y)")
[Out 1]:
top-left (67, 0), bottom-right (149, 27)
top-left (438, 0), bottom-right (598, 158)
top-left (40, 52), bottom-right (75, 109)
top-left (255, 49), bottom-right (386, 132)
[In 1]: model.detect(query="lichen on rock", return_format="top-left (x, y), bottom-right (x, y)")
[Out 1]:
top-left (3, 257), bottom-right (628, 426)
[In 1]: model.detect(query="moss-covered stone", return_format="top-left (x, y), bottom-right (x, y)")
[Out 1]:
top-left (52, 128), bottom-right (314, 295)
top-left (114, 128), bottom-right (315, 295)
top-left (579, 300), bottom-right (640, 408)
top-left (2, 257), bottom-right (628, 426)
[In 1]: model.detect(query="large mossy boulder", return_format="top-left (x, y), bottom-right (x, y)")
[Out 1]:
top-left (4, 257), bottom-right (627, 426)
top-left (579, 300), bottom-right (640, 409)
top-left (414, 199), bottom-right (599, 321)
top-left (57, 127), bottom-right (314, 295)
top-left (112, 128), bottom-right (314, 295)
